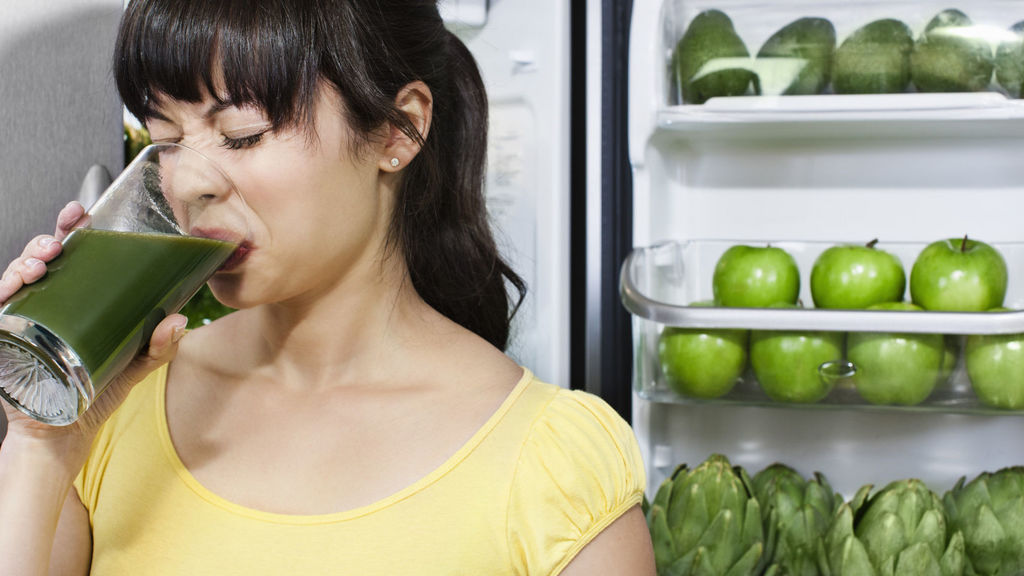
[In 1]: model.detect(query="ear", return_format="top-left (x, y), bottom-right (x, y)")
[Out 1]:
top-left (380, 81), bottom-right (433, 172)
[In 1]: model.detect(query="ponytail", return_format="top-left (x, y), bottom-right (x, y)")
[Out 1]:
top-left (396, 31), bottom-right (526, 351)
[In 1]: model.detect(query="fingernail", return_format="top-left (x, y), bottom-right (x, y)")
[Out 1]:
top-left (171, 322), bottom-right (189, 343)
top-left (38, 237), bottom-right (57, 248)
top-left (24, 257), bottom-right (43, 268)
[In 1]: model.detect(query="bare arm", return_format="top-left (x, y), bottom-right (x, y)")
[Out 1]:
top-left (0, 438), bottom-right (91, 576)
top-left (52, 490), bottom-right (93, 576)
top-left (0, 202), bottom-right (184, 576)
top-left (558, 506), bottom-right (657, 576)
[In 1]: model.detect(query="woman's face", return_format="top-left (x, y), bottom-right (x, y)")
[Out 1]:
top-left (145, 85), bottom-right (392, 310)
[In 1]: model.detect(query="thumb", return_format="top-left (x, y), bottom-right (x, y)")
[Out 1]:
top-left (123, 314), bottom-right (189, 382)
top-left (74, 314), bottom-right (189, 432)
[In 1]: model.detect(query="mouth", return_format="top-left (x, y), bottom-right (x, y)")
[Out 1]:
top-left (191, 227), bottom-right (252, 272)
top-left (218, 243), bottom-right (252, 272)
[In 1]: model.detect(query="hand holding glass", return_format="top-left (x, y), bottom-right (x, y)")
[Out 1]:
top-left (0, 143), bottom-right (248, 426)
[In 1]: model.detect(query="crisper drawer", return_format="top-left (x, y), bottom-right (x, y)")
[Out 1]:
top-left (621, 239), bottom-right (1024, 413)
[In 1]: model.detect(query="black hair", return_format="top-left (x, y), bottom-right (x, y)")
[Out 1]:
top-left (114, 0), bottom-right (526, 351)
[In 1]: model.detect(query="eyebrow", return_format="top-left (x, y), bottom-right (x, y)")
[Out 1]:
top-left (144, 101), bottom-right (233, 123)
top-left (203, 101), bottom-right (232, 120)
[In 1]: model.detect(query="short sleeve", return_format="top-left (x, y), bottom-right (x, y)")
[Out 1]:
top-left (507, 388), bottom-right (646, 576)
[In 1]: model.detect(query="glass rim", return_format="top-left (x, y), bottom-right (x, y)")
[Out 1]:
top-left (83, 141), bottom-right (250, 241)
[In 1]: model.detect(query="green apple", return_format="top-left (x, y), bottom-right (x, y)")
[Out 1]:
top-left (712, 244), bottom-right (800, 308)
top-left (966, 308), bottom-right (1024, 409)
top-left (750, 319), bottom-right (845, 403)
top-left (847, 302), bottom-right (945, 405)
top-left (810, 239), bottom-right (905, 309)
top-left (658, 302), bottom-right (748, 399)
top-left (910, 236), bottom-right (1008, 312)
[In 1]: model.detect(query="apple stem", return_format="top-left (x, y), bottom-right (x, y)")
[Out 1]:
top-left (866, 238), bottom-right (879, 249)
top-left (961, 235), bottom-right (969, 253)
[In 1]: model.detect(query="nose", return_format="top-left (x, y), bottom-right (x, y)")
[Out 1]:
top-left (160, 144), bottom-right (232, 203)
top-left (155, 144), bottom-right (238, 233)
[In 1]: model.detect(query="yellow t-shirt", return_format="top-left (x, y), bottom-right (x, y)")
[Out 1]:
top-left (74, 365), bottom-right (645, 575)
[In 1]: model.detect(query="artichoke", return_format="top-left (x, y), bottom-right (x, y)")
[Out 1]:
top-left (646, 454), bottom-right (772, 576)
top-left (752, 464), bottom-right (841, 576)
top-left (820, 479), bottom-right (965, 576)
top-left (943, 467), bottom-right (1024, 575)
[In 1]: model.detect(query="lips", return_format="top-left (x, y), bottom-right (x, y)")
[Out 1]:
top-left (218, 243), bottom-right (251, 272)
top-left (190, 227), bottom-right (253, 272)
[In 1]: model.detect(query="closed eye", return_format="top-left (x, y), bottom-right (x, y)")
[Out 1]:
top-left (221, 131), bottom-right (266, 150)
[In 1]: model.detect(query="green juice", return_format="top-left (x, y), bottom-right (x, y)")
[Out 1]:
top-left (2, 228), bottom-right (236, 390)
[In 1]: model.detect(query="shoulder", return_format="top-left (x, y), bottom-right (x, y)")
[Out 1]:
top-left (518, 381), bottom-right (644, 476)
top-left (512, 380), bottom-right (646, 499)
top-left (506, 377), bottom-right (646, 575)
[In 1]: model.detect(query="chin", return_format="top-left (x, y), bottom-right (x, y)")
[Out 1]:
top-left (206, 276), bottom-right (248, 309)
top-left (210, 275), bottom-right (285, 312)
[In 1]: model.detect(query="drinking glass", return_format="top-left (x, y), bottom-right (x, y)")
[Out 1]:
top-left (0, 143), bottom-right (248, 425)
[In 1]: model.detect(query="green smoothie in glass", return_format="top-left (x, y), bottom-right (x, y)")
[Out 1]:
top-left (0, 142), bottom-right (246, 426)
top-left (2, 228), bottom-right (236, 389)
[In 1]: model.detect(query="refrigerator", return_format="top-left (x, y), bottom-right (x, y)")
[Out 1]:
top-left (0, 0), bottom-right (125, 440)
top-left (616, 0), bottom-right (1024, 507)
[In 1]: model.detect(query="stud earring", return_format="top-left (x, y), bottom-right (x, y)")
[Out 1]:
top-left (390, 158), bottom-right (400, 168)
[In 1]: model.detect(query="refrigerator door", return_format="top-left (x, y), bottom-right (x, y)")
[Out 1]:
top-left (0, 0), bottom-right (125, 439)
top-left (624, 0), bottom-right (1024, 498)
top-left (449, 0), bottom-right (573, 388)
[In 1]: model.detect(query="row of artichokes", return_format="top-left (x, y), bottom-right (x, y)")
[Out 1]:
top-left (643, 454), bottom-right (1024, 576)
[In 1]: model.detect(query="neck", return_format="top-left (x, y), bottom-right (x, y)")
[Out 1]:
top-left (226, 258), bottom-right (445, 390)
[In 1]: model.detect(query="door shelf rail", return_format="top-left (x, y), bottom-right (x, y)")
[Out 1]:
top-left (621, 240), bottom-right (1024, 413)
top-left (620, 239), bottom-right (1024, 335)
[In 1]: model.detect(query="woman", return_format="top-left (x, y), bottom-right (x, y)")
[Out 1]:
top-left (0, 1), bottom-right (655, 574)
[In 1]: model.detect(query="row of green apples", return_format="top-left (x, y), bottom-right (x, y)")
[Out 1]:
top-left (657, 238), bottom-right (1022, 408)
top-left (645, 453), bottom-right (1024, 576)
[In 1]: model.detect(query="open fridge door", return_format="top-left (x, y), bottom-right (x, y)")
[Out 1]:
top-left (626, 0), bottom-right (1024, 502)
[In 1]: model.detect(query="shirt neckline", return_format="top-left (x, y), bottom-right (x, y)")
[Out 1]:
top-left (153, 364), bottom-right (534, 525)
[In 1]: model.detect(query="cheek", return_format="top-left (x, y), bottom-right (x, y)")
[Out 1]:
top-left (223, 152), bottom-right (299, 206)
top-left (218, 136), bottom-right (382, 242)
top-left (227, 155), bottom-right (349, 240)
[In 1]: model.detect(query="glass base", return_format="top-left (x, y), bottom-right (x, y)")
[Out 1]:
top-left (0, 314), bottom-right (93, 426)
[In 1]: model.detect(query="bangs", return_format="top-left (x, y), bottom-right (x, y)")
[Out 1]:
top-left (115, 0), bottom-right (318, 128)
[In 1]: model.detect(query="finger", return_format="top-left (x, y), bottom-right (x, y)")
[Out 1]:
top-left (119, 314), bottom-right (189, 384)
top-left (18, 234), bottom-right (62, 262)
top-left (55, 201), bottom-right (86, 241)
top-left (81, 314), bottom-right (189, 431)
top-left (0, 257), bottom-right (47, 303)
